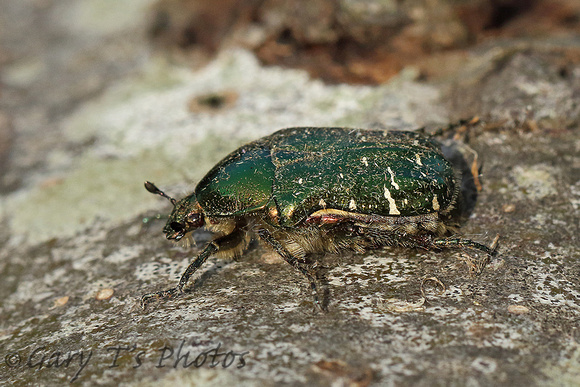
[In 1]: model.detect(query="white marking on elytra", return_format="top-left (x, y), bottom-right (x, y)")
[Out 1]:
top-left (362, 157), bottom-right (369, 167)
top-left (284, 204), bottom-right (296, 218)
top-left (432, 195), bottom-right (440, 211)
top-left (387, 167), bottom-right (400, 190)
top-left (415, 153), bottom-right (423, 166)
top-left (349, 199), bottom-right (357, 210)
top-left (383, 185), bottom-right (400, 215)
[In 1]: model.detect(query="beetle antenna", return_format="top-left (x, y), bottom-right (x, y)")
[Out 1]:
top-left (144, 181), bottom-right (177, 206)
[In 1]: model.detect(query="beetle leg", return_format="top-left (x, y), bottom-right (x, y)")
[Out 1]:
top-left (433, 236), bottom-right (499, 257)
top-left (433, 235), bottom-right (500, 274)
top-left (141, 229), bottom-right (246, 308)
top-left (426, 116), bottom-right (480, 138)
top-left (356, 225), bottom-right (499, 259)
top-left (141, 242), bottom-right (217, 307)
top-left (257, 229), bottom-right (324, 311)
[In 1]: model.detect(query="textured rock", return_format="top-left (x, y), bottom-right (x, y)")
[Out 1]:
top-left (0, 1), bottom-right (578, 386)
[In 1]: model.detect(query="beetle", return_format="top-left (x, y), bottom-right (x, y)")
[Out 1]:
top-left (141, 126), bottom-right (498, 308)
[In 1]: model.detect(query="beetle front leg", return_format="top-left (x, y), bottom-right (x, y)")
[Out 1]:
top-left (141, 229), bottom-right (246, 308)
top-left (257, 229), bottom-right (325, 311)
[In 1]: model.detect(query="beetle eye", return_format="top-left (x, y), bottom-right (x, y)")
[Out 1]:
top-left (186, 213), bottom-right (204, 228)
top-left (170, 222), bottom-right (184, 232)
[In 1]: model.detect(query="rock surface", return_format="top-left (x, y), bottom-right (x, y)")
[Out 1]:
top-left (0, 1), bottom-right (578, 386)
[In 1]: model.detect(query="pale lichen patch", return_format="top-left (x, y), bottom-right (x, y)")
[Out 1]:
top-left (387, 167), bottom-right (400, 190)
top-left (349, 199), bottom-right (357, 210)
top-left (432, 195), bottom-right (440, 211)
top-left (383, 185), bottom-right (400, 215)
top-left (415, 154), bottom-right (423, 166)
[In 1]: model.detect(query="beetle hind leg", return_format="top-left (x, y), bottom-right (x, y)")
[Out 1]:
top-left (433, 235), bottom-right (500, 274)
top-left (433, 235), bottom-right (500, 257)
top-left (354, 225), bottom-right (500, 263)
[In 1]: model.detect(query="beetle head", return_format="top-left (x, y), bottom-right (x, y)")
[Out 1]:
top-left (145, 181), bottom-right (204, 241)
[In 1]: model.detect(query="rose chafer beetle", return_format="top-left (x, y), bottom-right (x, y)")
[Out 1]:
top-left (142, 126), bottom-right (498, 308)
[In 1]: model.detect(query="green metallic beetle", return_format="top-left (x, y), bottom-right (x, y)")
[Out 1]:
top-left (142, 126), bottom-right (497, 307)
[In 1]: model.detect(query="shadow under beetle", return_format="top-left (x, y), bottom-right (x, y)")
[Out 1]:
top-left (142, 125), bottom-right (498, 309)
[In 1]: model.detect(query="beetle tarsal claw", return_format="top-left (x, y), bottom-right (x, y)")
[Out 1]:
top-left (140, 287), bottom-right (181, 309)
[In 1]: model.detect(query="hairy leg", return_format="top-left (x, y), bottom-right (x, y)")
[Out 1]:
top-left (141, 228), bottom-right (247, 308)
top-left (257, 228), bottom-right (324, 310)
